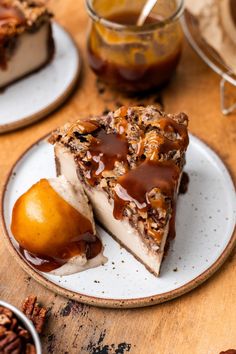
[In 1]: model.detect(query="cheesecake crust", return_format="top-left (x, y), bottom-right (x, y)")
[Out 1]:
top-left (50, 106), bottom-right (189, 256)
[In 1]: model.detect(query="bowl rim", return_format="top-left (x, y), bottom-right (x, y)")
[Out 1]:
top-left (0, 300), bottom-right (42, 354)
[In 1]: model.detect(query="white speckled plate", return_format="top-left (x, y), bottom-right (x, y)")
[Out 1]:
top-left (0, 22), bottom-right (80, 133)
top-left (1, 135), bottom-right (236, 308)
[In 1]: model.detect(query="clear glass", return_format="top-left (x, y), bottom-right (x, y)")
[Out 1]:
top-left (182, 11), bottom-right (236, 115)
top-left (86, 0), bottom-right (184, 92)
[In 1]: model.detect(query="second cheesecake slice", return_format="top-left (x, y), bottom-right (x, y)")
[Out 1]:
top-left (50, 106), bottom-right (189, 276)
top-left (0, 0), bottom-right (54, 89)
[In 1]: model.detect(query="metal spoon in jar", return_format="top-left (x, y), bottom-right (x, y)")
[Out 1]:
top-left (136, 0), bottom-right (159, 26)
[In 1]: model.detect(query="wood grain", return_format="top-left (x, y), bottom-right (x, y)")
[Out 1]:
top-left (0, 1), bottom-right (235, 353)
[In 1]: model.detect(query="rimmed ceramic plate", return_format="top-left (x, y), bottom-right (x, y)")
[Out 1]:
top-left (1, 135), bottom-right (236, 308)
top-left (0, 22), bottom-right (80, 133)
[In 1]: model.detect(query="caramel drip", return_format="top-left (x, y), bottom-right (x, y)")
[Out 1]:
top-left (0, 3), bottom-right (26, 69)
top-left (86, 237), bottom-right (103, 260)
top-left (219, 351), bottom-right (236, 354)
top-left (0, 3), bottom-right (25, 26)
top-left (19, 238), bottom-right (102, 273)
top-left (11, 179), bottom-right (102, 273)
top-left (179, 171), bottom-right (189, 194)
top-left (85, 128), bottom-right (128, 185)
top-left (113, 160), bottom-right (180, 220)
top-left (158, 118), bottom-right (189, 154)
top-left (168, 201), bottom-right (176, 240)
top-left (162, 199), bottom-right (177, 257)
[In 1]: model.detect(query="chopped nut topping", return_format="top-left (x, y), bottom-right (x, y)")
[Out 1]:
top-left (25, 342), bottom-right (37, 354)
top-left (0, 296), bottom-right (48, 353)
top-left (0, 314), bottom-right (11, 326)
top-left (21, 295), bottom-right (47, 334)
top-left (0, 330), bottom-right (22, 353)
top-left (0, 0), bottom-right (52, 37)
top-left (50, 106), bottom-right (189, 250)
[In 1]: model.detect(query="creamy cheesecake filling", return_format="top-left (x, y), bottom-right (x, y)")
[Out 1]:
top-left (55, 145), bottom-right (170, 275)
top-left (49, 252), bottom-right (107, 276)
top-left (0, 22), bottom-right (53, 88)
top-left (85, 188), bottom-right (167, 275)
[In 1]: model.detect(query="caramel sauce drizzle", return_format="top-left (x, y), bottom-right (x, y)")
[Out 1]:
top-left (0, 2), bottom-right (25, 26)
top-left (113, 160), bottom-right (180, 220)
top-left (19, 238), bottom-right (102, 273)
top-left (158, 117), bottom-right (189, 154)
top-left (80, 114), bottom-right (188, 244)
top-left (0, 2), bottom-right (26, 69)
top-left (84, 128), bottom-right (128, 185)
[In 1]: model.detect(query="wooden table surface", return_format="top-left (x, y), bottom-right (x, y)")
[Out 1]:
top-left (0, 1), bottom-right (236, 353)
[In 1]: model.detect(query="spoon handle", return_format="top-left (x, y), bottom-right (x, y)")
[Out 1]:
top-left (136, 0), bottom-right (158, 26)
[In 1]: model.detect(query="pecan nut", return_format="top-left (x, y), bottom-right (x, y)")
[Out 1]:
top-left (0, 299), bottom-right (42, 354)
top-left (0, 315), bottom-right (11, 327)
top-left (26, 343), bottom-right (37, 354)
top-left (21, 296), bottom-right (47, 334)
top-left (0, 330), bottom-right (22, 353)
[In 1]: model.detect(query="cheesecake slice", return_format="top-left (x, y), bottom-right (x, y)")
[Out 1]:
top-left (0, 0), bottom-right (54, 89)
top-left (50, 106), bottom-right (189, 276)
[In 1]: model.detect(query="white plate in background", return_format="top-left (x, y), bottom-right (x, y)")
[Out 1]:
top-left (0, 22), bottom-right (80, 133)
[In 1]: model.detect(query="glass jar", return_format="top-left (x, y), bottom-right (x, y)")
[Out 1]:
top-left (86, 0), bottom-right (184, 92)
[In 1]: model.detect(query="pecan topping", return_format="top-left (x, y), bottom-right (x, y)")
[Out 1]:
top-left (0, 314), bottom-right (11, 326)
top-left (0, 295), bottom-right (48, 353)
top-left (21, 295), bottom-right (47, 334)
top-left (0, 331), bottom-right (22, 353)
top-left (0, 325), bottom-right (7, 336)
top-left (25, 343), bottom-right (36, 354)
top-left (0, 307), bottom-right (13, 319)
top-left (18, 327), bottom-right (31, 340)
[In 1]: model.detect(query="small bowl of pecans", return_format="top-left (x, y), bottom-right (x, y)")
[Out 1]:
top-left (0, 299), bottom-right (43, 354)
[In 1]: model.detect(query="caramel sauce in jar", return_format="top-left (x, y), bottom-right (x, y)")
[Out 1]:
top-left (87, 0), bottom-right (183, 92)
top-left (11, 179), bottom-right (102, 272)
